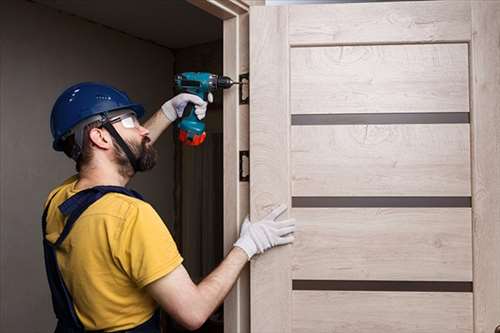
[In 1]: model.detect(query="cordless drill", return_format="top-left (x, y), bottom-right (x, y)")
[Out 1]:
top-left (174, 72), bottom-right (241, 146)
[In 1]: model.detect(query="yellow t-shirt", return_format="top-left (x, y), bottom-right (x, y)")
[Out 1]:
top-left (44, 176), bottom-right (183, 332)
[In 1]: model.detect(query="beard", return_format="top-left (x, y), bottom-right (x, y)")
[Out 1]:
top-left (113, 136), bottom-right (157, 177)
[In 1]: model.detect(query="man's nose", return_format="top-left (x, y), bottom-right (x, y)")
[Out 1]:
top-left (138, 125), bottom-right (150, 137)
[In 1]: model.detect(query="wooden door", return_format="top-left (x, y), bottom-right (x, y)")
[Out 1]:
top-left (249, 1), bottom-right (500, 332)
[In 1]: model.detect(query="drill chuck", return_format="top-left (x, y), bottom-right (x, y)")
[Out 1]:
top-left (216, 76), bottom-right (241, 89)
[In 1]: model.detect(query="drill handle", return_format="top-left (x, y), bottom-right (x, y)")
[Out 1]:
top-left (178, 101), bottom-right (207, 146)
top-left (181, 102), bottom-right (198, 122)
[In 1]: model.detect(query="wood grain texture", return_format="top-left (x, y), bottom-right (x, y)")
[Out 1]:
top-left (239, 12), bottom-right (249, 74)
top-left (223, 7), bottom-right (250, 333)
top-left (470, 1), bottom-right (500, 332)
top-left (236, 9), bottom-right (250, 333)
top-left (291, 124), bottom-right (471, 196)
top-left (223, 14), bottom-right (238, 269)
top-left (292, 208), bottom-right (472, 281)
top-left (240, 0), bottom-right (265, 6)
top-left (292, 291), bottom-right (473, 333)
top-left (223, 16), bottom-right (241, 333)
top-left (250, 5), bottom-right (291, 333)
top-left (239, 104), bottom-right (249, 151)
top-left (186, 0), bottom-right (248, 19)
top-left (249, 1), bottom-right (479, 331)
top-left (291, 43), bottom-right (469, 115)
top-left (186, 0), bottom-right (233, 20)
top-left (288, 1), bottom-right (471, 46)
top-left (238, 182), bottom-right (249, 333)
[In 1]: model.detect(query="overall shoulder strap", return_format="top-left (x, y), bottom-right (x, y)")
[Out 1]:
top-left (42, 185), bottom-right (147, 332)
top-left (51, 186), bottom-right (145, 249)
top-left (42, 188), bottom-right (86, 332)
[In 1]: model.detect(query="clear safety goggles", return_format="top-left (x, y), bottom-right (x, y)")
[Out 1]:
top-left (107, 111), bottom-right (140, 129)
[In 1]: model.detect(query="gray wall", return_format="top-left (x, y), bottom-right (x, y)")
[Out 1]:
top-left (0, 1), bottom-right (175, 331)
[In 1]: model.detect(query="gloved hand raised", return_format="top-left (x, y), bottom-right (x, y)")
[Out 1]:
top-left (161, 93), bottom-right (209, 122)
top-left (233, 204), bottom-right (295, 260)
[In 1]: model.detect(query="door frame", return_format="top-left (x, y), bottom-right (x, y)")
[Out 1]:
top-left (184, 1), bottom-right (251, 332)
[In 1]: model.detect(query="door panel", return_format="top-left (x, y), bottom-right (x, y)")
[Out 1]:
top-left (291, 124), bottom-right (471, 196)
top-left (250, 1), bottom-right (500, 332)
top-left (288, 1), bottom-right (471, 45)
top-left (291, 44), bottom-right (469, 115)
top-left (292, 208), bottom-right (472, 281)
top-left (293, 291), bottom-right (472, 333)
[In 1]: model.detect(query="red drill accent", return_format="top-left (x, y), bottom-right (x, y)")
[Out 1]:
top-left (179, 130), bottom-right (206, 146)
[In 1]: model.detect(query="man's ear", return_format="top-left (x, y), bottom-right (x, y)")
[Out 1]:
top-left (88, 127), bottom-right (112, 150)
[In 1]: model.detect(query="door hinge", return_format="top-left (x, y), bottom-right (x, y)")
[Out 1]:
top-left (239, 73), bottom-right (249, 105)
top-left (239, 150), bottom-right (249, 182)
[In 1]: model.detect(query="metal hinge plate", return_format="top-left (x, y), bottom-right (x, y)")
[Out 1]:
top-left (239, 73), bottom-right (249, 105)
top-left (239, 150), bottom-right (249, 182)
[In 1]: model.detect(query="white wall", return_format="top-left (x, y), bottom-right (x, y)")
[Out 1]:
top-left (0, 1), bottom-right (175, 331)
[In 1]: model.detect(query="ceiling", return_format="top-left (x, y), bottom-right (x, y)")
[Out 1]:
top-left (34, 0), bottom-right (223, 49)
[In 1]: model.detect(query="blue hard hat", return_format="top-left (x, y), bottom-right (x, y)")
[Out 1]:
top-left (50, 82), bottom-right (145, 151)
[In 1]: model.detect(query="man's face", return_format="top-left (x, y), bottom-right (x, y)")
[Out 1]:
top-left (110, 112), bottom-right (157, 174)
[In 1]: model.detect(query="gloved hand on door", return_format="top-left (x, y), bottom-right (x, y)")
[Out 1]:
top-left (233, 204), bottom-right (295, 260)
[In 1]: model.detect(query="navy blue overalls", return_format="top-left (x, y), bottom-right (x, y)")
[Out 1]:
top-left (42, 186), bottom-right (161, 333)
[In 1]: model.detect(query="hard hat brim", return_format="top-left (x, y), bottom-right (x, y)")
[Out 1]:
top-left (52, 103), bottom-right (145, 151)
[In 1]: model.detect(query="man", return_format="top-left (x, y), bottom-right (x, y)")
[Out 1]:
top-left (43, 82), bottom-right (295, 332)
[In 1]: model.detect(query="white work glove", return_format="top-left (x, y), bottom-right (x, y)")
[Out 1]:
top-left (161, 93), bottom-right (209, 122)
top-left (233, 204), bottom-right (296, 260)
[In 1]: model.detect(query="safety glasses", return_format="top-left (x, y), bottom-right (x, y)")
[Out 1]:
top-left (107, 112), bottom-right (140, 129)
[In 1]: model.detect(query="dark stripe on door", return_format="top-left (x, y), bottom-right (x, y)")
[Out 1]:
top-left (292, 196), bottom-right (472, 208)
top-left (291, 112), bottom-right (470, 125)
top-left (292, 280), bottom-right (473, 292)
